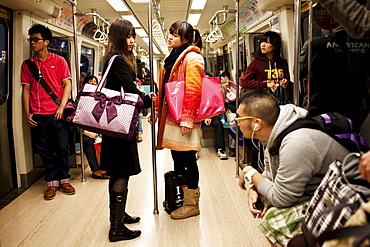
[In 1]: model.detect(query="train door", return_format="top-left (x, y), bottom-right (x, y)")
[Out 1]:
top-left (0, 7), bottom-right (16, 198)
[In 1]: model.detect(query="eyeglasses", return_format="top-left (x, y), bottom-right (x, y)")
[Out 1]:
top-left (27, 37), bottom-right (44, 43)
top-left (234, 116), bottom-right (261, 124)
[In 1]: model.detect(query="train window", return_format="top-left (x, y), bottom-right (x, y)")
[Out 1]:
top-left (0, 20), bottom-right (7, 104)
top-left (80, 46), bottom-right (94, 80)
top-left (48, 37), bottom-right (70, 65)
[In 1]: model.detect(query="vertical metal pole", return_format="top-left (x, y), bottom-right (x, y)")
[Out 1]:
top-left (148, 0), bottom-right (159, 214)
top-left (293, 0), bottom-right (302, 106)
top-left (306, 1), bottom-right (313, 110)
top-left (235, 0), bottom-right (240, 177)
top-left (70, 0), bottom-right (85, 182)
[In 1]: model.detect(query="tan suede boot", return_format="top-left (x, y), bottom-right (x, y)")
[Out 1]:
top-left (170, 187), bottom-right (200, 220)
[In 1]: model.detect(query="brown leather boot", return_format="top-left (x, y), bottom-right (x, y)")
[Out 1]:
top-left (170, 187), bottom-right (200, 220)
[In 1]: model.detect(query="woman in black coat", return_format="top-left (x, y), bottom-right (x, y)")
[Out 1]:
top-left (100, 18), bottom-right (156, 242)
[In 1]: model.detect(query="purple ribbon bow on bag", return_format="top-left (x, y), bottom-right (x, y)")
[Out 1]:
top-left (92, 92), bottom-right (122, 123)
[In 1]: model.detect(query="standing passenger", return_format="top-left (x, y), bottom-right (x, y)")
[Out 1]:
top-left (300, 26), bottom-right (370, 132)
top-left (100, 18), bottom-right (156, 242)
top-left (319, 0), bottom-right (370, 39)
top-left (240, 31), bottom-right (293, 171)
top-left (149, 21), bottom-right (203, 220)
top-left (241, 31), bottom-right (292, 105)
top-left (21, 24), bottom-right (75, 200)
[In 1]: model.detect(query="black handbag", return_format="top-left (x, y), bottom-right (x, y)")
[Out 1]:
top-left (164, 171), bottom-right (187, 214)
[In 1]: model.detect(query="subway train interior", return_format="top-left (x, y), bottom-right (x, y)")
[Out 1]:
top-left (1, 0), bottom-right (370, 246)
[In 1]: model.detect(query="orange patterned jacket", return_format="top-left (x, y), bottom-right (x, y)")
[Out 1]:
top-left (155, 46), bottom-right (204, 151)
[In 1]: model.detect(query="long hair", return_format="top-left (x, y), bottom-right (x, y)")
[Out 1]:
top-left (105, 18), bottom-right (136, 74)
top-left (169, 21), bottom-right (202, 49)
top-left (257, 31), bottom-right (282, 62)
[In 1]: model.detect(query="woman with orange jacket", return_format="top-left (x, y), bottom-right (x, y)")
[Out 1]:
top-left (150, 21), bottom-right (203, 220)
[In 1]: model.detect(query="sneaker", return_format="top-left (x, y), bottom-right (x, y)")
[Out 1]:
top-left (136, 136), bottom-right (143, 142)
top-left (44, 186), bottom-right (59, 200)
top-left (217, 149), bottom-right (228, 160)
top-left (60, 183), bottom-right (76, 195)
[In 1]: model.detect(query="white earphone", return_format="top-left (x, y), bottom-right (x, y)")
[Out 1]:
top-left (253, 123), bottom-right (258, 130)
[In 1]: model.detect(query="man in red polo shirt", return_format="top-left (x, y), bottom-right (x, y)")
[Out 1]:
top-left (21, 24), bottom-right (75, 200)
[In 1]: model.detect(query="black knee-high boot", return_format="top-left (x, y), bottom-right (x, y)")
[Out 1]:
top-left (109, 187), bottom-right (141, 242)
top-left (122, 189), bottom-right (141, 224)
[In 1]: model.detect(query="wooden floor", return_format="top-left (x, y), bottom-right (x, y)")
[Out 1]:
top-left (0, 121), bottom-right (270, 247)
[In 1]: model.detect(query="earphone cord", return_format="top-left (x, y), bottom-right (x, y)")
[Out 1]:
top-left (251, 129), bottom-right (259, 151)
top-left (251, 129), bottom-right (265, 172)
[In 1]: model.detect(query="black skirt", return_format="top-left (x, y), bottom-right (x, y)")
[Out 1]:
top-left (99, 134), bottom-right (141, 177)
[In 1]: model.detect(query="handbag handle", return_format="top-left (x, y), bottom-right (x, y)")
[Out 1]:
top-left (98, 55), bottom-right (119, 92)
top-left (95, 55), bottom-right (126, 100)
top-left (340, 152), bottom-right (370, 194)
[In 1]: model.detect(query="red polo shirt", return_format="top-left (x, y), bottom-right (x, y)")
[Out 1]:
top-left (21, 52), bottom-right (71, 115)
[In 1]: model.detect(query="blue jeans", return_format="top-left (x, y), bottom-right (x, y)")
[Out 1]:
top-left (136, 113), bottom-right (143, 134)
top-left (32, 114), bottom-right (70, 182)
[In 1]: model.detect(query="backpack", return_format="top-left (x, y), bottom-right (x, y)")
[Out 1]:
top-left (269, 112), bottom-right (370, 156)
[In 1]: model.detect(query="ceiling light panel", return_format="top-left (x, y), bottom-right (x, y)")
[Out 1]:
top-left (121, 15), bottom-right (141, 27)
top-left (187, 14), bottom-right (201, 26)
top-left (106, 0), bottom-right (129, 11)
top-left (190, 0), bottom-right (207, 10)
top-left (136, 29), bottom-right (148, 37)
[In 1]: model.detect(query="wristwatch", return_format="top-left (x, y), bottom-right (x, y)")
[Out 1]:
top-left (244, 168), bottom-right (258, 187)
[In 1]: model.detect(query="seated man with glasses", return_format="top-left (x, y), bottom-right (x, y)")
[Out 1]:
top-left (236, 90), bottom-right (349, 246)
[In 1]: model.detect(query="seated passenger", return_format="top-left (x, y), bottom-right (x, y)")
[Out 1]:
top-left (220, 71), bottom-right (237, 113)
top-left (203, 116), bottom-right (228, 160)
top-left (81, 75), bottom-right (110, 179)
top-left (237, 90), bottom-right (349, 246)
top-left (220, 71), bottom-right (241, 157)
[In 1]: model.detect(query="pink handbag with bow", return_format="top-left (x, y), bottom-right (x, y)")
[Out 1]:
top-left (165, 61), bottom-right (225, 123)
top-left (72, 55), bottom-right (144, 139)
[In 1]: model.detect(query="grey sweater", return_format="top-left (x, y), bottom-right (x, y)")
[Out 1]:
top-left (258, 104), bottom-right (350, 207)
top-left (320, 0), bottom-right (370, 39)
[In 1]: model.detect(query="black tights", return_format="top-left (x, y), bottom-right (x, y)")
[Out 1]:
top-left (109, 176), bottom-right (130, 193)
top-left (171, 150), bottom-right (199, 189)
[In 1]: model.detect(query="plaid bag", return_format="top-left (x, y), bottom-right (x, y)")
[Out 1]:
top-left (302, 153), bottom-right (369, 246)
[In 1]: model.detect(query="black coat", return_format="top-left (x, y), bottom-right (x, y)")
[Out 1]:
top-left (100, 53), bottom-right (152, 177)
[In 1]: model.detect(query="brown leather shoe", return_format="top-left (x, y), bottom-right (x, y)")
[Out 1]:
top-left (60, 183), bottom-right (76, 195)
top-left (44, 186), bottom-right (59, 200)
